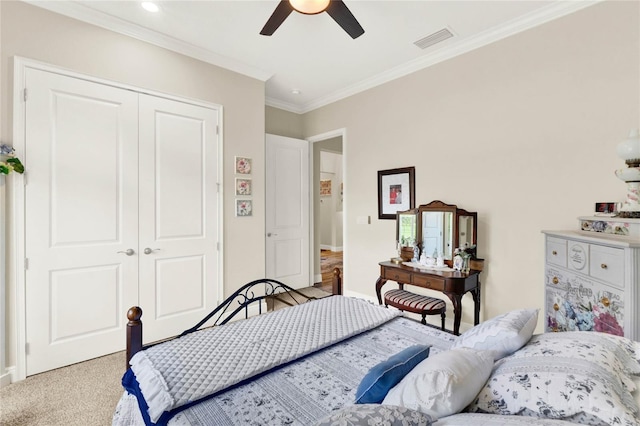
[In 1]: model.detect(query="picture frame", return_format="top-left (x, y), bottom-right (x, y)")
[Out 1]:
top-left (320, 179), bottom-right (332, 196)
top-left (235, 178), bottom-right (252, 196)
top-left (235, 156), bottom-right (252, 174)
top-left (236, 199), bottom-right (253, 217)
top-left (377, 166), bottom-right (415, 220)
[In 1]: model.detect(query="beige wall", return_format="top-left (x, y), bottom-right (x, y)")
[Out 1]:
top-left (266, 105), bottom-right (304, 139)
top-left (1, 1), bottom-right (266, 368)
top-left (302, 0), bottom-right (640, 330)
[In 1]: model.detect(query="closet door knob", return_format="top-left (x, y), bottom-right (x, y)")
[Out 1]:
top-left (144, 248), bottom-right (160, 255)
top-left (600, 263), bottom-right (608, 269)
top-left (118, 249), bottom-right (135, 256)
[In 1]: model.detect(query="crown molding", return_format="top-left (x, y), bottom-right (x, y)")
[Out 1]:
top-left (22, 0), bottom-right (273, 82)
top-left (23, 0), bottom-right (602, 114)
top-left (265, 97), bottom-right (305, 114)
top-left (297, 0), bottom-right (603, 114)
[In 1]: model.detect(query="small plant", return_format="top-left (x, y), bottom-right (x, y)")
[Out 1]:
top-left (0, 144), bottom-right (24, 175)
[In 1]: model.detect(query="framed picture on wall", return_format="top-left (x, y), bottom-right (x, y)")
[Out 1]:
top-left (235, 156), bottom-right (252, 174)
top-left (377, 167), bottom-right (415, 220)
top-left (320, 179), bottom-right (332, 196)
top-left (235, 178), bottom-right (252, 196)
top-left (236, 199), bottom-right (253, 217)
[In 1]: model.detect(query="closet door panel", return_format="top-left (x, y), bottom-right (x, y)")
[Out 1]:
top-left (138, 95), bottom-right (219, 343)
top-left (24, 68), bottom-right (139, 375)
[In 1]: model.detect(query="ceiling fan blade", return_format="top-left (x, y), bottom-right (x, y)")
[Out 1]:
top-left (260, 0), bottom-right (294, 36)
top-left (326, 0), bottom-right (364, 39)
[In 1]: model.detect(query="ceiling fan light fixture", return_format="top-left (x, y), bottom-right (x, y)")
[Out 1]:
top-left (141, 2), bottom-right (159, 13)
top-left (289, 0), bottom-right (330, 15)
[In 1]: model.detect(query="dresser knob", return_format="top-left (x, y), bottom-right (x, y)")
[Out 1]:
top-left (552, 277), bottom-right (559, 285)
top-left (601, 297), bottom-right (610, 307)
top-left (553, 303), bottom-right (559, 311)
top-left (552, 250), bottom-right (557, 256)
top-left (600, 263), bottom-right (608, 269)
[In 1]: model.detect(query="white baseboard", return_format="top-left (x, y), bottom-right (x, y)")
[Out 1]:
top-left (0, 367), bottom-right (14, 387)
top-left (320, 245), bottom-right (343, 252)
top-left (314, 274), bottom-right (322, 283)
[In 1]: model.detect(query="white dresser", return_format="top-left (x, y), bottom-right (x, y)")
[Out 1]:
top-left (543, 230), bottom-right (640, 341)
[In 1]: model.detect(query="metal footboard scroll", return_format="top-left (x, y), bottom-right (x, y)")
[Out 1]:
top-left (124, 275), bottom-right (342, 370)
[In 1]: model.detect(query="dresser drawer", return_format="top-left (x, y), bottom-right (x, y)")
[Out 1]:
top-left (545, 268), bottom-right (624, 336)
top-left (590, 245), bottom-right (624, 289)
top-left (383, 267), bottom-right (411, 283)
top-left (412, 274), bottom-right (445, 291)
top-left (567, 240), bottom-right (589, 273)
top-left (546, 237), bottom-right (567, 267)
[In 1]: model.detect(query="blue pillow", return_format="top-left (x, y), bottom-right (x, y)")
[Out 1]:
top-left (355, 345), bottom-right (431, 404)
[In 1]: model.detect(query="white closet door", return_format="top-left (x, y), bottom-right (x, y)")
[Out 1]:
top-left (24, 69), bottom-right (139, 375)
top-left (138, 95), bottom-right (219, 343)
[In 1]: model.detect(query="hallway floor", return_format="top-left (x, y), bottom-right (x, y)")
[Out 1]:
top-left (314, 249), bottom-right (343, 293)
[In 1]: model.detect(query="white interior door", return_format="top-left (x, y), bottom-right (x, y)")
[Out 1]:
top-left (422, 212), bottom-right (444, 258)
top-left (138, 95), bottom-right (219, 343)
top-left (266, 134), bottom-right (310, 289)
top-left (24, 69), bottom-right (139, 375)
top-left (23, 68), bottom-right (221, 374)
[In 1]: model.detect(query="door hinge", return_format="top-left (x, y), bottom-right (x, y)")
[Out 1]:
top-left (25, 343), bottom-right (30, 355)
top-left (23, 171), bottom-right (27, 186)
top-left (216, 242), bottom-right (220, 251)
top-left (216, 125), bottom-right (219, 135)
top-left (24, 258), bottom-right (29, 270)
top-left (23, 88), bottom-right (28, 102)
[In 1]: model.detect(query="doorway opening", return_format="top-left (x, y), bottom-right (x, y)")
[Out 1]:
top-left (309, 130), bottom-right (344, 293)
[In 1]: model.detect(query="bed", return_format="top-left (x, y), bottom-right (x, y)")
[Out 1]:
top-left (113, 278), bottom-right (640, 426)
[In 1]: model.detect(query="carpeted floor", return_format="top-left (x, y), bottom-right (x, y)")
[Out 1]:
top-left (0, 285), bottom-right (332, 426)
top-left (0, 351), bottom-right (125, 426)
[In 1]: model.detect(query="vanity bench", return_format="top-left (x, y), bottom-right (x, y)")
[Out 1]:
top-left (383, 288), bottom-right (446, 329)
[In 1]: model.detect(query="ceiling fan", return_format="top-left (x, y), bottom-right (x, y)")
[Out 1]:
top-left (260, 0), bottom-right (365, 39)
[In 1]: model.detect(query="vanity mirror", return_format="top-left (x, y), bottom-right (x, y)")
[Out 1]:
top-left (412, 200), bottom-right (478, 265)
top-left (396, 208), bottom-right (419, 246)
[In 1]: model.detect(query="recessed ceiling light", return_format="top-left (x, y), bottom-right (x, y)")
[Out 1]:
top-left (141, 2), bottom-right (159, 13)
top-left (291, 89), bottom-right (301, 95)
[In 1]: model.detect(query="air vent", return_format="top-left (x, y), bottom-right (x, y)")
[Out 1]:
top-left (414, 28), bottom-right (454, 50)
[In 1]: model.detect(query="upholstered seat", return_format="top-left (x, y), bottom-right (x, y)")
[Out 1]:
top-left (384, 289), bottom-right (446, 330)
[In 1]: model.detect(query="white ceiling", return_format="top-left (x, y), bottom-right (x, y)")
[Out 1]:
top-left (27, 0), bottom-right (599, 113)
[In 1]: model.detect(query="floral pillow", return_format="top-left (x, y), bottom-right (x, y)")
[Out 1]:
top-left (315, 404), bottom-right (434, 426)
top-left (466, 331), bottom-right (640, 426)
top-left (450, 309), bottom-right (538, 360)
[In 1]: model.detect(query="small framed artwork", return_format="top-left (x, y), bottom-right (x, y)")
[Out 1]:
top-left (320, 179), bottom-right (332, 196)
top-left (236, 199), bottom-right (253, 217)
top-left (235, 156), bottom-right (252, 174)
top-left (378, 167), bottom-right (415, 220)
top-left (235, 178), bottom-right (252, 196)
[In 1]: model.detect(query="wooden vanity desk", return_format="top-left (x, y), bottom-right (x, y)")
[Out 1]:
top-left (376, 261), bottom-right (483, 335)
top-left (386, 200), bottom-right (485, 335)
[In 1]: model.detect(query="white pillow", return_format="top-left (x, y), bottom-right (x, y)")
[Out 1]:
top-left (382, 347), bottom-right (494, 419)
top-left (450, 309), bottom-right (538, 360)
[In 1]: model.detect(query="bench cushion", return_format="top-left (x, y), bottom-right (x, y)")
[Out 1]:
top-left (385, 289), bottom-right (445, 313)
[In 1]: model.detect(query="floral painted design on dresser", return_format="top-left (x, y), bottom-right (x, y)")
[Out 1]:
top-left (580, 219), bottom-right (631, 235)
top-left (545, 267), bottom-right (624, 336)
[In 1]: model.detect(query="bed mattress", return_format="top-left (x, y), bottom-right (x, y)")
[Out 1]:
top-left (113, 315), bottom-right (457, 426)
